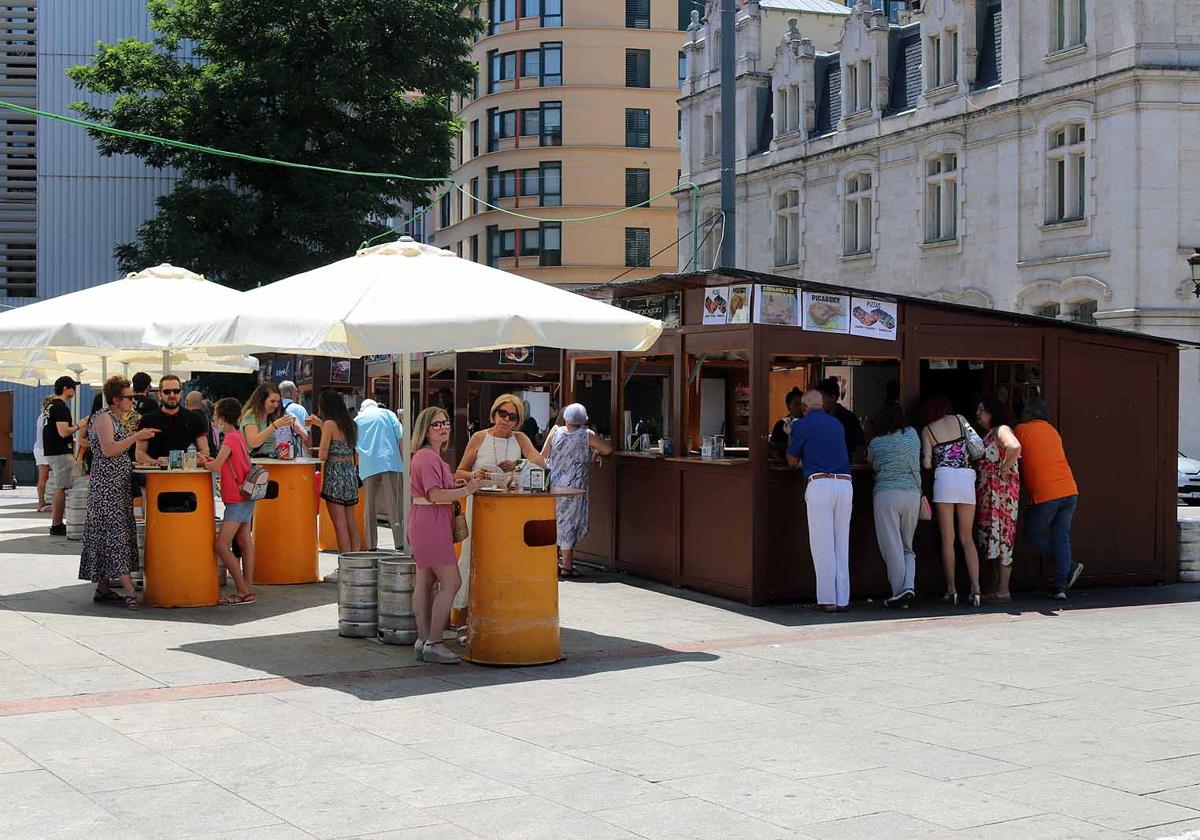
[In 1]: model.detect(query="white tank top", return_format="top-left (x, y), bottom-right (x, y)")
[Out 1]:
top-left (476, 432), bottom-right (520, 475)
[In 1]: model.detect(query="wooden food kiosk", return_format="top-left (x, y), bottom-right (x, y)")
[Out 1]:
top-left (567, 269), bottom-right (1180, 606)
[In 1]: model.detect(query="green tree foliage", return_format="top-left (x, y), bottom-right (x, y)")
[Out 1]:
top-left (68, 0), bottom-right (483, 289)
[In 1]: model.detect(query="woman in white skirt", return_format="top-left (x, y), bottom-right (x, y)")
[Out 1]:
top-left (921, 396), bottom-right (984, 606)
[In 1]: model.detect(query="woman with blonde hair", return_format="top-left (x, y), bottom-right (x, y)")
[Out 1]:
top-left (410, 406), bottom-right (480, 663)
top-left (453, 394), bottom-right (546, 615)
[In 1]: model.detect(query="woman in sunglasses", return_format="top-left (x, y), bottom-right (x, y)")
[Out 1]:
top-left (410, 406), bottom-right (480, 663)
top-left (453, 394), bottom-right (547, 617)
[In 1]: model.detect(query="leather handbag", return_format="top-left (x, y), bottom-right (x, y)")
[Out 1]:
top-left (452, 500), bottom-right (469, 543)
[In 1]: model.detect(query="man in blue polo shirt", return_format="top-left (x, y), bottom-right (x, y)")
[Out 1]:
top-left (787, 389), bottom-right (852, 611)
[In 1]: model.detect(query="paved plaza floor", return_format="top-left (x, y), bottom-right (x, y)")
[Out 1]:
top-left (4, 487), bottom-right (1200, 839)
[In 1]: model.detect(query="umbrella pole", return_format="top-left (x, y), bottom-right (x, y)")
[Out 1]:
top-left (400, 351), bottom-right (411, 553)
top-left (162, 350), bottom-right (171, 377)
top-left (100, 356), bottom-right (107, 382)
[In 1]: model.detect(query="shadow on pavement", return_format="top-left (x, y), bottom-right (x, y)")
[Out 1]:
top-left (570, 570), bottom-right (1200, 629)
top-left (173, 627), bottom-right (719, 701)
top-left (0, 579), bottom-right (339, 625)
top-left (0, 536), bottom-right (86, 556)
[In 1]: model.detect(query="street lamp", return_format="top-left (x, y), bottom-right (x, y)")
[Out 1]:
top-left (1189, 249), bottom-right (1200, 298)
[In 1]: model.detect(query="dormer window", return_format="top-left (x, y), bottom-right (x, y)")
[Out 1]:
top-left (845, 59), bottom-right (871, 115)
top-left (927, 29), bottom-right (958, 90)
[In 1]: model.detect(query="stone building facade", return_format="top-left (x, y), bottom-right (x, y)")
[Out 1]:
top-left (678, 0), bottom-right (1200, 451)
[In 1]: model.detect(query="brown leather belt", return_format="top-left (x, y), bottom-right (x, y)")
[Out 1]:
top-left (808, 473), bottom-right (852, 482)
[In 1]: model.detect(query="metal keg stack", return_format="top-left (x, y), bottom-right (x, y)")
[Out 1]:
top-left (64, 476), bottom-right (88, 541)
top-left (337, 551), bottom-right (386, 638)
top-left (378, 556), bottom-right (418, 644)
top-left (1181, 520), bottom-right (1200, 583)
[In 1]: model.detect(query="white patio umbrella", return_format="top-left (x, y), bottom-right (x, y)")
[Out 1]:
top-left (0, 263), bottom-right (258, 378)
top-left (170, 238), bottom-right (662, 356)
top-left (172, 237), bottom-right (664, 549)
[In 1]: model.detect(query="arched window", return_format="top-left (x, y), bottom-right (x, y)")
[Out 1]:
top-left (774, 189), bottom-right (801, 266)
top-left (924, 153), bottom-right (958, 243)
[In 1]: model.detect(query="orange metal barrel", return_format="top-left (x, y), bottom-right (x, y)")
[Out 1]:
top-left (318, 488), bottom-right (365, 552)
top-left (252, 459), bottom-right (319, 584)
top-left (142, 469), bottom-right (218, 607)
top-left (464, 491), bottom-right (573, 666)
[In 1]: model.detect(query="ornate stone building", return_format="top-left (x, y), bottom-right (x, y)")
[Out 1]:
top-left (678, 0), bottom-right (1200, 450)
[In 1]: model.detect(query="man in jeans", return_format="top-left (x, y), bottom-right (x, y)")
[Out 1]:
top-left (1015, 397), bottom-right (1082, 599)
top-left (787, 389), bottom-right (852, 612)
top-left (43, 376), bottom-right (80, 536)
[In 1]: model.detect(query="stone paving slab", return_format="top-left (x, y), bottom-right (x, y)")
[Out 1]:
top-left (4, 489), bottom-right (1200, 838)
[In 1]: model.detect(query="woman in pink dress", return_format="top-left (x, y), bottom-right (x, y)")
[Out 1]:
top-left (409, 406), bottom-right (480, 664)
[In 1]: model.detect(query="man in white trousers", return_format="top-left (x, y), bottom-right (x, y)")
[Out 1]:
top-left (787, 390), bottom-right (853, 612)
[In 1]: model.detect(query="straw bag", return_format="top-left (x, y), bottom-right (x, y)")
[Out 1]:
top-left (452, 500), bottom-right (469, 543)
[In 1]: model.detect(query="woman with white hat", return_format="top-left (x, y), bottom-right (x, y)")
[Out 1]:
top-left (541, 403), bottom-right (613, 577)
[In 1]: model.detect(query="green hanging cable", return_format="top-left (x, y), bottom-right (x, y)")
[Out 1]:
top-left (0, 98), bottom-right (703, 266)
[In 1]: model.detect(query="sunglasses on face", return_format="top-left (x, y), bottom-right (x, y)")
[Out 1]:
top-left (429, 419), bottom-right (451, 429)
top-left (161, 389), bottom-right (182, 396)
top-left (494, 409), bottom-right (518, 421)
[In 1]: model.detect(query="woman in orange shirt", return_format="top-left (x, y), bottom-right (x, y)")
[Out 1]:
top-left (1013, 397), bottom-right (1081, 600)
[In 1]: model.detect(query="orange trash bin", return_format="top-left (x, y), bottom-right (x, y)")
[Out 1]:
top-left (464, 489), bottom-right (579, 666)
top-left (251, 458), bottom-right (320, 584)
top-left (318, 488), bottom-right (365, 552)
top-left (142, 468), bottom-right (218, 608)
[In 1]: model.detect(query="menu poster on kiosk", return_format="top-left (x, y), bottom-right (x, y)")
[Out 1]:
top-left (753, 284), bottom-right (799, 326)
top-left (849, 297), bottom-right (898, 340)
top-left (803, 291), bottom-right (851, 334)
top-left (727, 284), bottom-right (751, 324)
top-left (702, 286), bottom-right (730, 325)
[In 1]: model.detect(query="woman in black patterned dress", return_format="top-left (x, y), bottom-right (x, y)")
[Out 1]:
top-left (79, 376), bottom-right (157, 610)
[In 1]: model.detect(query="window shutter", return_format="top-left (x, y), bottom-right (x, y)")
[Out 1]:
top-left (0, 2), bottom-right (36, 296)
top-left (976, 2), bottom-right (1002, 87)
top-left (625, 49), bottom-right (650, 87)
top-left (626, 0), bottom-right (650, 28)
top-left (624, 228), bottom-right (651, 268)
top-left (625, 108), bottom-right (650, 147)
top-left (625, 168), bottom-right (650, 207)
top-left (903, 37), bottom-right (922, 108)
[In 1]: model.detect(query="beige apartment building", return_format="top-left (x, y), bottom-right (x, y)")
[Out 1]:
top-left (431, 0), bottom-right (690, 288)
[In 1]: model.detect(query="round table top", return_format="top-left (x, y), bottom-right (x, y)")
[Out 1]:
top-left (474, 487), bottom-right (585, 498)
top-left (251, 457), bottom-right (322, 466)
top-left (133, 466), bottom-right (210, 474)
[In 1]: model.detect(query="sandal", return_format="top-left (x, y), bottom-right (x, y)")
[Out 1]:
top-left (557, 565), bottom-right (583, 579)
top-left (220, 592), bottom-right (256, 606)
top-left (93, 588), bottom-right (123, 604)
top-left (123, 595), bottom-right (139, 610)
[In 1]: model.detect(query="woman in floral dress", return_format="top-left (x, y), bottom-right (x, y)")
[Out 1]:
top-left (974, 397), bottom-right (1023, 601)
top-left (541, 403), bottom-right (612, 577)
top-left (79, 376), bottom-right (157, 609)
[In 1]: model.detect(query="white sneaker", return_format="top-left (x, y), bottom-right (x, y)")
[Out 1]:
top-left (414, 639), bottom-right (426, 661)
top-left (422, 643), bottom-right (460, 665)
top-left (322, 569), bottom-right (339, 583)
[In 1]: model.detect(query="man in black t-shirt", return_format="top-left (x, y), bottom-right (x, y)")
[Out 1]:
top-left (817, 377), bottom-right (865, 459)
top-left (131, 371), bottom-right (158, 420)
top-left (44, 375), bottom-right (79, 536)
top-left (135, 375), bottom-right (210, 465)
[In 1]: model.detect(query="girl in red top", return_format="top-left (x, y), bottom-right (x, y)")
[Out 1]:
top-left (205, 397), bottom-right (256, 605)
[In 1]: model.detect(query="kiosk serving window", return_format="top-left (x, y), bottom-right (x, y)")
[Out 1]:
top-left (621, 354), bottom-right (672, 450)
top-left (684, 350), bottom-right (750, 456)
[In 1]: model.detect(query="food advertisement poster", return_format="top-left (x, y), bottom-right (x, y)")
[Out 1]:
top-left (727, 284), bottom-right (751, 324)
top-left (803, 291), bottom-right (850, 334)
top-left (329, 358), bottom-right (353, 384)
top-left (702, 286), bottom-right (730, 325)
top-left (848, 297), bottom-right (898, 340)
top-left (753, 284), bottom-right (799, 326)
top-left (498, 347), bottom-right (535, 366)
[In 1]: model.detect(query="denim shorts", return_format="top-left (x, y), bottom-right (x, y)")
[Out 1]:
top-left (222, 501), bottom-right (256, 524)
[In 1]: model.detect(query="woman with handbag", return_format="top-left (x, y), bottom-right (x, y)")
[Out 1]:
top-left (974, 397), bottom-right (1022, 602)
top-left (316, 391), bottom-right (363, 554)
top-left (866, 403), bottom-right (922, 609)
top-left (410, 406), bottom-right (480, 664)
top-left (921, 396), bottom-right (986, 606)
top-left (205, 397), bottom-right (257, 605)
